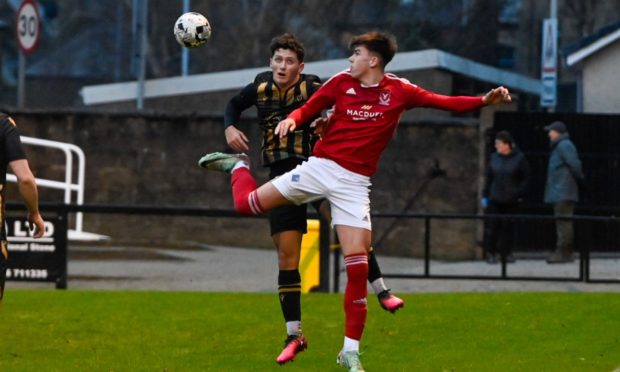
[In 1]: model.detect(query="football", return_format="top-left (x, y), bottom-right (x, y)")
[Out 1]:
top-left (173, 12), bottom-right (211, 48)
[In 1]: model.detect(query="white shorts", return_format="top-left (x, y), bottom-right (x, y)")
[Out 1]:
top-left (271, 157), bottom-right (372, 230)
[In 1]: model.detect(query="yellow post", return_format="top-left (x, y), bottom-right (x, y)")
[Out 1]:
top-left (299, 219), bottom-right (320, 293)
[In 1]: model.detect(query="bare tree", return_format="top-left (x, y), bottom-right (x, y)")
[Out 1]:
top-left (562, 0), bottom-right (599, 38)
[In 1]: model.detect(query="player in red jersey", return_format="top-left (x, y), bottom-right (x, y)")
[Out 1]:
top-left (199, 31), bottom-right (511, 371)
top-left (222, 33), bottom-right (403, 366)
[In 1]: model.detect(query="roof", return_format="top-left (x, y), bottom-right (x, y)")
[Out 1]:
top-left (566, 20), bottom-right (620, 66)
top-left (80, 49), bottom-right (542, 105)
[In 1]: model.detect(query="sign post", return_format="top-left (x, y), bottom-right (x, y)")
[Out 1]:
top-left (16, 0), bottom-right (41, 108)
top-left (540, 18), bottom-right (558, 108)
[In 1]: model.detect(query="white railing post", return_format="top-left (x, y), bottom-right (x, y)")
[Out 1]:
top-left (6, 136), bottom-right (99, 240)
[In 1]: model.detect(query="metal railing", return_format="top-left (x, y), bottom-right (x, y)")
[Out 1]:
top-left (331, 213), bottom-right (620, 292)
top-left (5, 203), bottom-right (619, 291)
top-left (6, 136), bottom-right (88, 239)
top-left (5, 202), bottom-right (332, 291)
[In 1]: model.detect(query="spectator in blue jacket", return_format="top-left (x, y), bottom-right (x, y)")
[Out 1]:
top-left (482, 130), bottom-right (530, 264)
top-left (544, 121), bottom-right (584, 263)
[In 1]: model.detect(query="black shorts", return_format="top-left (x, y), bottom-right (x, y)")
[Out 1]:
top-left (268, 158), bottom-right (323, 235)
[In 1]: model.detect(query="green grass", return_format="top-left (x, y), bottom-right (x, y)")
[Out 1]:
top-left (0, 291), bottom-right (619, 371)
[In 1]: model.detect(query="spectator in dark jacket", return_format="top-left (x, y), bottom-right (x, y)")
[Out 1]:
top-left (482, 130), bottom-right (530, 264)
top-left (544, 121), bottom-right (584, 263)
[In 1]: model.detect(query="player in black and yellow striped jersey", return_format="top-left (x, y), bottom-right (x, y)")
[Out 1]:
top-left (234, 69), bottom-right (320, 166)
top-left (224, 34), bottom-right (318, 161)
top-left (220, 34), bottom-right (402, 364)
top-left (0, 113), bottom-right (45, 301)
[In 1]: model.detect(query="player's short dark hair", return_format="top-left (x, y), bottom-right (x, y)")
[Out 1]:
top-left (495, 130), bottom-right (514, 148)
top-left (349, 31), bottom-right (398, 68)
top-left (270, 33), bottom-right (305, 62)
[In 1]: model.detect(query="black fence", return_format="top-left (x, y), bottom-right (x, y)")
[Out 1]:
top-left (489, 112), bottom-right (620, 251)
top-left (348, 212), bottom-right (620, 291)
top-left (4, 202), bottom-right (330, 293)
top-left (5, 203), bottom-right (619, 292)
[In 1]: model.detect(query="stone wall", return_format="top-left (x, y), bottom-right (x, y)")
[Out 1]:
top-left (6, 110), bottom-right (488, 259)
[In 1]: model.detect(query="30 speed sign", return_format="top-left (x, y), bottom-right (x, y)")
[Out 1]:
top-left (16, 0), bottom-right (40, 54)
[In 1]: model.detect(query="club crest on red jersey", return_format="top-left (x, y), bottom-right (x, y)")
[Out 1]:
top-left (378, 90), bottom-right (391, 106)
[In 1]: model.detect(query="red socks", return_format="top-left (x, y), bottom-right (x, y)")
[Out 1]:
top-left (343, 253), bottom-right (368, 341)
top-left (231, 167), bottom-right (263, 215)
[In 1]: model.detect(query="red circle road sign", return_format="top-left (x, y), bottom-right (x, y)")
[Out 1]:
top-left (16, 0), bottom-right (40, 54)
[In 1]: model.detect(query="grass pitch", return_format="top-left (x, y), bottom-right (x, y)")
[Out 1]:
top-left (0, 290), bottom-right (619, 371)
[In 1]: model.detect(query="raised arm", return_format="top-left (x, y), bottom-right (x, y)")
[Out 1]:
top-left (482, 87), bottom-right (512, 106)
top-left (414, 86), bottom-right (512, 112)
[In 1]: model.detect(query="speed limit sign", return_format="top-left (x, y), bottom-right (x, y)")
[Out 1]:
top-left (16, 0), bottom-right (40, 54)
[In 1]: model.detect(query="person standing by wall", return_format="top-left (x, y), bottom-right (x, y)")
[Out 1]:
top-left (482, 130), bottom-right (530, 264)
top-left (0, 114), bottom-right (46, 300)
top-left (544, 121), bottom-right (584, 264)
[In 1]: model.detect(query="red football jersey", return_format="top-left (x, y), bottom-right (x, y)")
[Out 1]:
top-left (288, 70), bottom-right (485, 176)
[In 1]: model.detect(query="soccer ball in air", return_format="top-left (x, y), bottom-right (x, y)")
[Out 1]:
top-left (174, 12), bottom-right (211, 48)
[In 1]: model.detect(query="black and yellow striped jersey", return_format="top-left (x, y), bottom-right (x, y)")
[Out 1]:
top-left (224, 71), bottom-right (321, 166)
